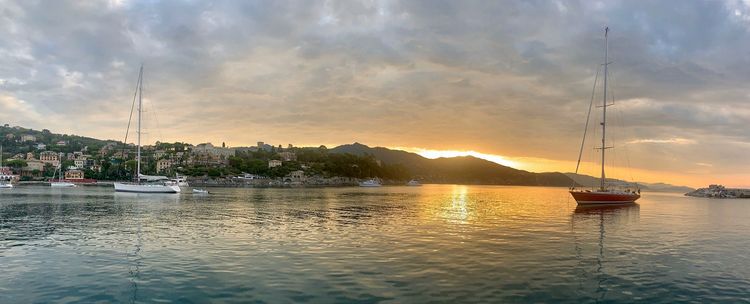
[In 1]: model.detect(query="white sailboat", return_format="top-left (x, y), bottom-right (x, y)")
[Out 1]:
top-left (0, 145), bottom-right (13, 189)
top-left (50, 160), bottom-right (76, 188)
top-left (114, 65), bottom-right (180, 194)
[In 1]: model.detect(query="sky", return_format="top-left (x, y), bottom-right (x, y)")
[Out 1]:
top-left (0, 0), bottom-right (749, 187)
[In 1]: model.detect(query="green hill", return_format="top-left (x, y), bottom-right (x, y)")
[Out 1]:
top-left (0, 125), bottom-right (117, 156)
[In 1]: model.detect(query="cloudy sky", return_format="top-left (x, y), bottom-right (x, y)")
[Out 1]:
top-left (1, 0), bottom-right (749, 187)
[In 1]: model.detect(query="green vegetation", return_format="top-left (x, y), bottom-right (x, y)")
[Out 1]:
top-left (220, 147), bottom-right (410, 180)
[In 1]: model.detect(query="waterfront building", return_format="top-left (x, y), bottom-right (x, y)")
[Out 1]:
top-left (64, 169), bottom-right (84, 180)
top-left (0, 166), bottom-right (18, 182)
top-left (287, 170), bottom-right (305, 182)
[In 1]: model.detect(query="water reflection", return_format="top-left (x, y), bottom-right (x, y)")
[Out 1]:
top-left (447, 185), bottom-right (469, 223)
top-left (571, 203), bottom-right (640, 302)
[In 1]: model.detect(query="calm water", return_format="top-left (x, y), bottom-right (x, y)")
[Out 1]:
top-left (1, 185), bottom-right (749, 303)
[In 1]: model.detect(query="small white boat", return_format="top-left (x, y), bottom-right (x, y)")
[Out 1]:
top-left (359, 179), bottom-right (382, 187)
top-left (192, 188), bottom-right (209, 194)
top-left (51, 182), bottom-right (76, 188)
top-left (0, 182), bottom-right (13, 189)
top-left (406, 179), bottom-right (422, 186)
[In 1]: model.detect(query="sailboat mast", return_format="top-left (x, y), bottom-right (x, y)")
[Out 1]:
top-left (136, 65), bottom-right (143, 183)
top-left (600, 27), bottom-right (609, 191)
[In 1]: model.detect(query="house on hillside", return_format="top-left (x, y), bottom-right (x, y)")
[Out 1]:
top-left (39, 151), bottom-right (60, 167)
top-left (268, 160), bottom-right (282, 168)
top-left (278, 152), bottom-right (296, 161)
top-left (157, 159), bottom-right (173, 172)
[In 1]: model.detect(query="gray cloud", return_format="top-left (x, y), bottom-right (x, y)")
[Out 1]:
top-left (0, 0), bottom-right (749, 183)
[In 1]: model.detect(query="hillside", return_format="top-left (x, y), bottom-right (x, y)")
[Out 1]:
top-left (564, 173), bottom-right (694, 193)
top-left (331, 143), bottom-right (575, 186)
top-left (0, 125), bottom-right (117, 155)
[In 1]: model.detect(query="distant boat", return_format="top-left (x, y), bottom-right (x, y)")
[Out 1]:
top-left (0, 145), bottom-right (12, 189)
top-left (192, 188), bottom-right (209, 194)
top-left (113, 65), bottom-right (180, 194)
top-left (406, 179), bottom-right (422, 186)
top-left (171, 174), bottom-right (189, 187)
top-left (50, 160), bottom-right (76, 188)
top-left (569, 27), bottom-right (640, 205)
top-left (359, 179), bottom-right (382, 187)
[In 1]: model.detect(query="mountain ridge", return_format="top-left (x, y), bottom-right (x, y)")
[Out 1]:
top-left (330, 143), bottom-right (575, 186)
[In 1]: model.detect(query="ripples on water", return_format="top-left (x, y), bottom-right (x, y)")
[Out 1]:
top-left (1, 185), bottom-right (749, 303)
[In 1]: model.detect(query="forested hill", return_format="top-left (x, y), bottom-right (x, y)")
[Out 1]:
top-left (331, 143), bottom-right (576, 186)
top-left (0, 125), bottom-right (116, 154)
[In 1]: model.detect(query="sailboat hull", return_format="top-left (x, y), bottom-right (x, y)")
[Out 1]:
top-left (114, 183), bottom-right (181, 193)
top-left (51, 182), bottom-right (76, 188)
top-left (570, 191), bottom-right (640, 205)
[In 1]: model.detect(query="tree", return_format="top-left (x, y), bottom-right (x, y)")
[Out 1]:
top-left (6, 159), bottom-right (26, 169)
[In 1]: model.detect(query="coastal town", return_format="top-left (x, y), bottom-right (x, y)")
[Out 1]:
top-left (0, 125), bottom-right (407, 187)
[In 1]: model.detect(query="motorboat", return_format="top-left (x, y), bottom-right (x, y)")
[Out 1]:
top-left (406, 179), bottom-right (422, 186)
top-left (171, 174), bottom-right (189, 187)
top-left (359, 179), bottom-right (382, 187)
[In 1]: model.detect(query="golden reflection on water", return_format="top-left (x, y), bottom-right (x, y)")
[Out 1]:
top-left (418, 185), bottom-right (577, 228)
top-left (446, 185), bottom-right (470, 224)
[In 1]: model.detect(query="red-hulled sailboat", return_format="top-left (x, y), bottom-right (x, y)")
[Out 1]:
top-left (570, 27), bottom-right (640, 205)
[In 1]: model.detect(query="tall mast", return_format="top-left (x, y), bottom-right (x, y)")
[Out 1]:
top-left (600, 27), bottom-right (609, 191)
top-left (136, 65), bottom-right (143, 183)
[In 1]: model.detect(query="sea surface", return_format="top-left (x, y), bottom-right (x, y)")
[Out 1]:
top-left (1, 185), bottom-right (749, 303)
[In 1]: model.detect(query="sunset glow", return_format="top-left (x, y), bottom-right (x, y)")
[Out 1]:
top-left (399, 148), bottom-right (521, 169)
